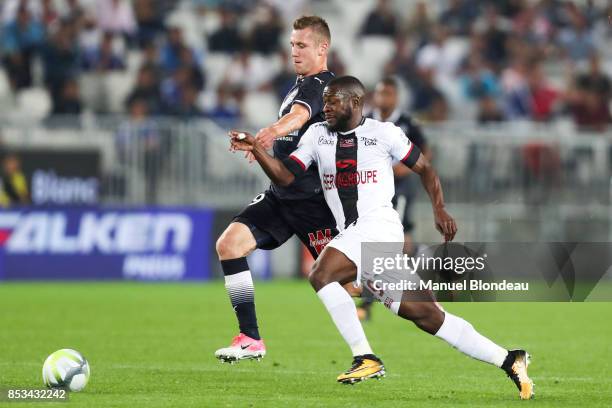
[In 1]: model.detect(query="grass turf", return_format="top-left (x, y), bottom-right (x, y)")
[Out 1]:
top-left (0, 281), bottom-right (611, 407)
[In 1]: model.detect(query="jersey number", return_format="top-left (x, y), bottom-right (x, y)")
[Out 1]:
top-left (248, 193), bottom-right (265, 206)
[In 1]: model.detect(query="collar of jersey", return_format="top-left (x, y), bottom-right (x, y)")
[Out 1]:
top-left (337, 116), bottom-right (366, 135)
top-left (296, 70), bottom-right (333, 83)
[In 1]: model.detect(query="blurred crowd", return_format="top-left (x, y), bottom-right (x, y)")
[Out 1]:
top-left (1, 0), bottom-right (611, 132)
top-left (372, 0), bottom-right (612, 131)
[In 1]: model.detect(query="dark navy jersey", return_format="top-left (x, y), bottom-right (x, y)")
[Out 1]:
top-left (367, 109), bottom-right (427, 151)
top-left (270, 70), bottom-right (335, 200)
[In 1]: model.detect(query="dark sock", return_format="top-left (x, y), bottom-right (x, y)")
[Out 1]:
top-left (221, 257), bottom-right (260, 340)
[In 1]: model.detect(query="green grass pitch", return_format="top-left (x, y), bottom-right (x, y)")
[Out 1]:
top-left (1, 281), bottom-right (611, 407)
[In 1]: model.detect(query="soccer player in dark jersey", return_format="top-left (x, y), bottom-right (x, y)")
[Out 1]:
top-left (357, 76), bottom-right (432, 320)
top-left (214, 16), bottom-right (338, 363)
top-left (229, 76), bottom-right (534, 400)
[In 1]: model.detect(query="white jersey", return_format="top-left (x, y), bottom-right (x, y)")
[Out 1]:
top-left (287, 117), bottom-right (421, 230)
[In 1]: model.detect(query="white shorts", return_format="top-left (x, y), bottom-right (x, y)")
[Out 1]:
top-left (327, 208), bottom-right (404, 289)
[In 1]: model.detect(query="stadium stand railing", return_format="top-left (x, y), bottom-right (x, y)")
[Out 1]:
top-left (1, 116), bottom-right (611, 240)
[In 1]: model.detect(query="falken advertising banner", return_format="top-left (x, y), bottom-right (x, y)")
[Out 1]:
top-left (0, 207), bottom-right (214, 281)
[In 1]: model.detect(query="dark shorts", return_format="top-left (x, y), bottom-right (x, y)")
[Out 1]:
top-left (392, 176), bottom-right (418, 233)
top-left (233, 190), bottom-right (338, 259)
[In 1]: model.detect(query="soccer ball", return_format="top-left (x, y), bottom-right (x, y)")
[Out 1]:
top-left (42, 349), bottom-right (90, 392)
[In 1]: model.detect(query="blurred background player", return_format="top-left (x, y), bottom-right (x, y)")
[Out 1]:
top-left (214, 16), bottom-right (338, 363)
top-left (0, 153), bottom-right (29, 207)
top-left (357, 76), bottom-right (431, 320)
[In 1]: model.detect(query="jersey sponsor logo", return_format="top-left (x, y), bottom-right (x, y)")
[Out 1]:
top-left (322, 170), bottom-right (378, 190)
top-left (318, 136), bottom-right (335, 146)
top-left (360, 136), bottom-right (377, 146)
top-left (276, 136), bottom-right (295, 142)
top-left (336, 159), bottom-right (357, 169)
top-left (339, 138), bottom-right (355, 148)
top-left (307, 228), bottom-right (333, 255)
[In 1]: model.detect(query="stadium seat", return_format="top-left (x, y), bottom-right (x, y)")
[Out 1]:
top-left (349, 36), bottom-right (395, 88)
top-left (205, 53), bottom-right (233, 91)
top-left (243, 91), bottom-right (279, 129)
top-left (105, 72), bottom-right (135, 113)
top-left (15, 87), bottom-right (51, 120)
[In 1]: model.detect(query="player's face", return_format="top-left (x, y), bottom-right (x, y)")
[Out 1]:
top-left (323, 88), bottom-right (353, 131)
top-left (290, 28), bottom-right (323, 76)
top-left (373, 83), bottom-right (398, 112)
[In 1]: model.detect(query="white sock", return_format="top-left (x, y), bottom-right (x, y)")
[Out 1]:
top-left (224, 271), bottom-right (254, 305)
top-left (435, 312), bottom-right (507, 367)
top-left (317, 282), bottom-right (373, 356)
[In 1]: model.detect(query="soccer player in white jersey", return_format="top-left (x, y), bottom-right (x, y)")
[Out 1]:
top-left (229, 76), bottom-right (534, 400)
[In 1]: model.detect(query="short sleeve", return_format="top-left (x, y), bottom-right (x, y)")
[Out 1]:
top-left (292, 74), bottom-right (328, 119)
top-left (282, 126), bottom-right (318, 176)
top-left (387, 123), bottom-right (421, 168)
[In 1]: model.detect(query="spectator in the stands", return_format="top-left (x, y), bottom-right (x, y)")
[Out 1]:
top-left (473, 4), bottom-right (512, 70)
top-left (402, 1), bottom-right (434, 47)
top-left (566, 53), bottom-right (612, 132)
top-left (139, 41), bottom-right (162, 80)
top-left (206, 85), bottom-right (241, 126)
top-left (178, 46), bottom-right (205, 91)
top-left (360, 0), bottom-right (398, 37)
top-left (41, 0), bottom-right (59, 27)
top-left (81, 32), bottom-right (126, 72)
top-left (63, 0), bottom-right (87, 22)
top-left (411, 66), bottom-right (448, 120)
top-left (133, 0), bottom-right (165, 47)
top-left (42, 18), bottom-right (80, 103)
top-left (248, 3), bottom-right (283, 55)
top-left (527, 60), bottom-right (560, 122)
top-left (126, 66), bottom-right (162, 114)
top-left (208, 7), bottom-right (243, 54)
top-left (96, 0), bottom-right (137, 40)
top-left (1, 5), bottom-right (45, 91)
top-left (269, 49), bottom-right (294, 103)
top-left (328, 49), bottom-right (346, 77)
top-left (116, 97), bottom-right (161, 203)
top-left (50, 78), bottom-right (82, 115)
top-left (160, 26), bottom-right (195, 73)
top-left (170, 84), bottom-right (204, 119)
top-left (557, 5), bottom-right (595, 61)
top-left (477, 96), bottom-right (505, 124)
top-left (438, 0), bottom-right (479, 37)
top-left (416, 25), bottom-right (465, 82)
top-left (222, 49), bottom-right (270, 102)
top-left (460, 54), bottom-right (500, 101)
top-left (500, 56), bottom-right (531, 119)
top-left (575, 53), bottom-right (611, 103)
top-left (512, 2), bottom-right (554, 51)
top-left (161, 66), bottom-right (192, 111)
top-left (384, 37), bottom-right (419, 89)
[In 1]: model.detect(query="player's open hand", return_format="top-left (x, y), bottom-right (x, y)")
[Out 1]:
top-left (228, 130), bottom-right (256, 152)
top-left (255, 127), bottom-right (278, 150)
top-left (434, 207), bottom-right (457, 242)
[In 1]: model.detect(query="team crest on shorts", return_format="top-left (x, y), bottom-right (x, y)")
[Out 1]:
top-left (308, 229), bottom-right (333, 255)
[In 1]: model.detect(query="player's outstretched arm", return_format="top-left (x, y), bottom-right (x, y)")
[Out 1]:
top-left (229, 131), bottom-right (296, 186)
top-left (255, 104), bottom-right (310, 149)
top-left (410, 153), bottom-right (458, 242)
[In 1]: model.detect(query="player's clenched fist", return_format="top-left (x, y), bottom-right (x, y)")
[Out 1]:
top-left (228, 130), bottom-right (256, 152)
